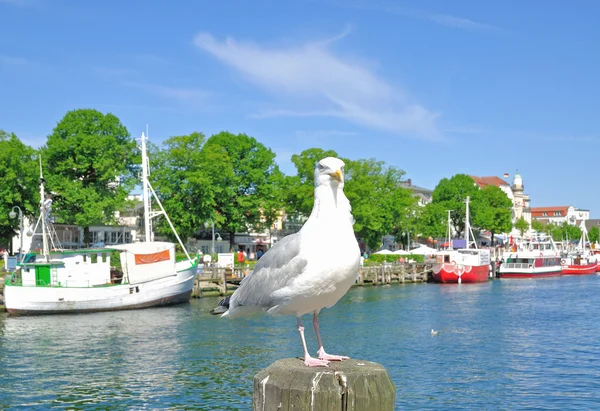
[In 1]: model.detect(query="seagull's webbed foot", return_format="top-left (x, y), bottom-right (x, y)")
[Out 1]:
top-left (317, 348), bottom-right (349, 362)
top-left (304, 355), bottom-right (330, 367)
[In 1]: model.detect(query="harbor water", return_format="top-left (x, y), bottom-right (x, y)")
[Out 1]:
top-left (2, 275), bottom-right (600, 410)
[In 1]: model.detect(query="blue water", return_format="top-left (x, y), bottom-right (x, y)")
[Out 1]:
top-left (2, 276), bottom-right (600, 410)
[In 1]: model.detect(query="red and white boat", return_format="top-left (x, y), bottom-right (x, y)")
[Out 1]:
top-left (561, 256), bottom-right (598, 275)
top-left (561, 224), bottom-right (599, 275)
top-left (497, 235), bottom-right (562, 278)
top-left (432, 197), bottom-right (490, 284)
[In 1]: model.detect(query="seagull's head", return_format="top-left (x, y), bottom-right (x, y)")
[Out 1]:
top-left (314, 157), bottom-right (345, 188)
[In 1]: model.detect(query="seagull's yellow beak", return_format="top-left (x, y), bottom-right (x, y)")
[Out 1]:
top-left (329, 169), bottom-right (343, 182)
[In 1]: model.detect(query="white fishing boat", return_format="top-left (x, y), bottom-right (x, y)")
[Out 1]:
top-left (497, 234), bottom-right (561, 278)
top-left (4, 132), bottom-right (197, 315)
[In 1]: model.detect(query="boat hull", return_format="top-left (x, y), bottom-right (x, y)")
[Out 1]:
top-left (5, 270), bottom-right (195, 316)
top-left (498, 269), bottom-right (562, 279)
top-left (561, 263), bottom-right (598, 275)
top-left (432, 263), bottom-right (489, 283)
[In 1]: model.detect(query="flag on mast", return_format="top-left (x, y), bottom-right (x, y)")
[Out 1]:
top-left (503, 173), bottom-right (509, 178)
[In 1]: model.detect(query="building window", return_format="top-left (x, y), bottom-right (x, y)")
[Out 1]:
top-left (110, 232), bottom-right (118, 244)
top-left (201, 245), bottom-right (209, 254)
top-left (124, 232), bottom-right (131, 243)
top-left (554, 211), bottom-right (561, 216)
top-left (542, 212), bottom-right (547, 216)
top-left (90, 232), bottom-right (98, 244)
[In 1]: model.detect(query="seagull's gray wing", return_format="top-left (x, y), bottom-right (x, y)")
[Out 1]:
top-left (230, 232), bottom-right (307, 310)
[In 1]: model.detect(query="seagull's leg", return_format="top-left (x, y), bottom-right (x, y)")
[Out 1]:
top-left (297, 316), bottom-right (329, 367)
top-left (313, 311), bottom-right (349, 361)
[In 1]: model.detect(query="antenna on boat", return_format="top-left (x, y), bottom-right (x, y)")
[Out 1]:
top-left (445, 210), bottom-right (452, 250)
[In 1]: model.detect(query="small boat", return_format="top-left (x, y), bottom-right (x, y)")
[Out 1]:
top-left (432, 196), bottom-right (490, 284)
top-left (4, 132), bottom-right (197, 315)
top-left (561, 224), bottom-right (599, 275)
top-left (497, 235), bottom-right (561, 278)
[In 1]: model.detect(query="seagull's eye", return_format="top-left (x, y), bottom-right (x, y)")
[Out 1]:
top-left (317, 163), bottom-right (325, 171)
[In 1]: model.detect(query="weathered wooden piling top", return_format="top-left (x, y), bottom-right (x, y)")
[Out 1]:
top-left (253, 358), bottom-right (395, 411)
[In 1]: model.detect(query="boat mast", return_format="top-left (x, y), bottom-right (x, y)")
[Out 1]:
top-left (39, 156), bottom-right (50, 259)
top-left (446, 210), bottom-right (452, 250)
top-left (141, 132), bottom-right (152, 243)
top-left (465, 196), bottom-right (477, 249)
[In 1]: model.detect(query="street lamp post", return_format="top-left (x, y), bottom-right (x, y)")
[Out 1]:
top-left (403, 231), bottom-right (410, 251)
top-left (204, 220), bottom-right (223, 257)
top-left (9, 206), bottom-right (24, 258)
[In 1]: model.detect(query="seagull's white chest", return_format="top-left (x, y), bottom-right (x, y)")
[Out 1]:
top-left (274, 219), bottom-right (360, 316)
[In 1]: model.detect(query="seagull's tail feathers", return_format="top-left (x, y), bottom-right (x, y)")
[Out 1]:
top-left (209, 295), bottom-right (230, 316)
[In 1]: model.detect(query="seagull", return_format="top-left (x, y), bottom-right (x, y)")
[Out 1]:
top-left (210, 157), bottom-right (360, 367)
top-left (431, 329), bottom-right (439, 336)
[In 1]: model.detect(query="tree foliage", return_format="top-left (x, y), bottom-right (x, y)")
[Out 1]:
top-left (0, 131), bottom-right (39, 248)
top-left (531, 219), bottom-right (545, 232)
top-left (149, 132), bottom-right (214, 242)
top-left (474, 185), bottom-right (513, 245)
top-left (431, 174), bottom-right (481, 235)
top-left (589, 226), bottom-right (599, 243)
top-left (43, 109), bottom-right (139, 244)
top-left (344, 158), bottom-right (417, 250)
top-left (200, 131), bottom-right (284, 250)
top-left (416, 202), bottom-right (447, 239)
top-left (514, 217), bottom-right (530, 236)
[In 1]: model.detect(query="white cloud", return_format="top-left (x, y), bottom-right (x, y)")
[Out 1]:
top-left (330, 1), bottom-right (502, 32)
top-left (124, 81), bottom-right (209, 101)
top-left (295, 130), bottom-right (358, 139)
top-left (194, 31), bottom-right (441, 140)
top-left (0, 54), bottom-right (30, 65)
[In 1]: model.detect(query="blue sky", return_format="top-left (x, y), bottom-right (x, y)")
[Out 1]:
top-left (1, 0), bottom-right (599, 216)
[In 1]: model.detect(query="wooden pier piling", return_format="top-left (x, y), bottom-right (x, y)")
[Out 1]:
top-left (253, 358), bottom-right (395, 411)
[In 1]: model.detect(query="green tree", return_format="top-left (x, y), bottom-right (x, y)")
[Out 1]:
top-left (43, 109), bottom-right (139, 245)
top-left (515, 217), bottom-right (530, 237)
top-left (431, 174), bottom-right (481, 235)
top-left (560, 221), bottom-right (581, 242)
top-left (531, 219), bottom-right (545, 232)
top-left (286, 148), bottom-right (339, 217)
top-left (0, 131), bottom-right (39, 248)
top-left (344, 158), bottom-right (417, 250)
top-left (589, 226), bottom-right (599, 243)
top-left (474, 185), bottom-right (513, 245)
top-left (148, 132), bottom-right (214, 242)
top-left (416, 202), bottom-right (447, 240)
top-left (201, 131), bottom-right (284, 250)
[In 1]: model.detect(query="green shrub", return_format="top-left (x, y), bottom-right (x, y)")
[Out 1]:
top-left (366, 254), bottom-right (424, 264)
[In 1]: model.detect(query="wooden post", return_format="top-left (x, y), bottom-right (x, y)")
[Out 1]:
top-left (412, 263), bottom-right (417, 282)
top-left (253, 358), bottom-right (395, 411)
top-left (219, 267), bottom-right (227, 296)
top-left (372, 266), bottom-right (378, 286)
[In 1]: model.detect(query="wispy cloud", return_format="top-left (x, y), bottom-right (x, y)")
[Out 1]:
top-left (124, 81), bottom-right (209, 101)
top-left (295, 130), bottom-right (358, 139)
top-left (330, 1), bottom-right (502, 32)
top-left (194, 31), bottom-right (441, 140)
top-left (0, 54), bottom-right (30, 65)
top-left (0, 0), bottom-right (41, 7)
top-left (14, 131), bottom-right (46, 148)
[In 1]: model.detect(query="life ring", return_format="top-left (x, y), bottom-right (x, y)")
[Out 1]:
top-left (561, 259), bottom-right (565, 265)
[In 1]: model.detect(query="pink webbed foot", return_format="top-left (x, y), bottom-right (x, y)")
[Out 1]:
top-left (304, 356), bottom-right (330, 367)
top-left (318, 348), bottom-right (349, 362)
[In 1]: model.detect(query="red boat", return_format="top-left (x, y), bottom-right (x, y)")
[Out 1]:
top-left (432, 197), bottom-right (490, 284)
top-left (432, 257), bottom-right (490, 283)
top-left (561, 256), bottom-right (598, 275)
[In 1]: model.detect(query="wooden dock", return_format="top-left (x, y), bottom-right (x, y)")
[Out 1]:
top-left (192, 263), bottom-right (433, 298)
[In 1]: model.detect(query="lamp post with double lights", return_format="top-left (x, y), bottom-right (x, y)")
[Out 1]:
top-left (204, 220), bottom-right (222, 257)
top-left (9, 206), bottom-right (24, 258)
